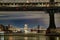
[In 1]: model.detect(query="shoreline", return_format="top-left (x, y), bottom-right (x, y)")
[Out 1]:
top-left (0, 33), bottom-right (45, 37)
top-left (0, 32), bottom-right (60, 37)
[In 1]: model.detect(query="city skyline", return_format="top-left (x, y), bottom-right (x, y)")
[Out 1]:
top-left (0, 11), bottom-right (60, 28)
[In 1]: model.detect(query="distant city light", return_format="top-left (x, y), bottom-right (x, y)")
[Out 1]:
top-left (25, 24), bottom-right (28, 27)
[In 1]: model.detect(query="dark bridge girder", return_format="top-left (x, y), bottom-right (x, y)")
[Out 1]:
top-left (0, 7), bottom-right (60, 13)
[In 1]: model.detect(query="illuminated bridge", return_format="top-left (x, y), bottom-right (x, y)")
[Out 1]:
top-left (0, 2), bottom-right (60, 11)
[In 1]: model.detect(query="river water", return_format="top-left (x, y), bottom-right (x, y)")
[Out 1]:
top-left (0, 35), bottom-right (60, 40)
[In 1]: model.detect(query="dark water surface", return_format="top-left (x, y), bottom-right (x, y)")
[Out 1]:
top-left (0, 35), bottom-right (60, 40)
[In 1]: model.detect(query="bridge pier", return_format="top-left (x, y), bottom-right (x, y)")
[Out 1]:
top-left (46, 10), bottom-right (56, 34)
top-left (46, 0), bottom-right (57, 35)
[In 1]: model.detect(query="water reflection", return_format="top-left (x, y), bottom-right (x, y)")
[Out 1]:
top-left (24, 37), bottom-right (28, 40)
top-left (1, 35), bottom-right (60, 40)
top-left (0, 36), bottom-right (4, 40)
top-left (48, 36), bottom-right (56, 40)
top-left (8, 35), bottom-right (13, 40)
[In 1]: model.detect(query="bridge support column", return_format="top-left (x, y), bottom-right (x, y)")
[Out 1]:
top-left (46, 10), bottom-right (56, 34)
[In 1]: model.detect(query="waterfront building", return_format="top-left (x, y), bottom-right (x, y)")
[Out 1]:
top-left (8, 25), bottom-right (19, 32)
top-left (24, 24), bottom-right (29, 34)
top-left (31, 26), bottom-right (46, 34)
top-left (0, 24), bottom-right (3, 31)
top-left (0, 24), bottom-right (5, 31)
top-left (56, 27), bottom-right (60, 33)
top-left (40, 27), bottom-right (46, 34)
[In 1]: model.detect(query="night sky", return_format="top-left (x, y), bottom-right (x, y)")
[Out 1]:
top-left (0, 11), bottom-right (60, 28)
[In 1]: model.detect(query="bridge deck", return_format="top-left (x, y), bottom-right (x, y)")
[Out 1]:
top-left (0, 7), bottom-right (60, 12)
top-left (0, 2), bottom-right (60, 12)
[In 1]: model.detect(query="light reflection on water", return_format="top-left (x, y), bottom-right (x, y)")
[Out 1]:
top-left (0, 35), bottom-right (60, 40)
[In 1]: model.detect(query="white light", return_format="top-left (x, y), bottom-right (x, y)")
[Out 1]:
top-left (26, 0), bottom-right (29, 3)
top-left (25, 24), bottom-right (28, 27)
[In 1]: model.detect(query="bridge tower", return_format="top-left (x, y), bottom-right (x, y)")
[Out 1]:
top-left (46, 0), bottom-right (56, 34)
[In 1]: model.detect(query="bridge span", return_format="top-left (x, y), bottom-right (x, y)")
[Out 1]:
top-left (0, 2), bottom-right (60, 12)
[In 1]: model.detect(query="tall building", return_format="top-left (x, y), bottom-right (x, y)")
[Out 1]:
top-left (24, 24), bottom-right (28, 30)
top-left (24, 24), bottom-right (29, 34)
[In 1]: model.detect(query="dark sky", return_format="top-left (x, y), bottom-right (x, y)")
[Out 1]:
top-left (0, 18), bottom-right (46, 28)
top-left (0, 11), bottom-right (60, 28)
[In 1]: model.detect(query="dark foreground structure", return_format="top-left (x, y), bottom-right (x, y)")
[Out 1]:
top-left (46, 0), bottom-right (56, 34)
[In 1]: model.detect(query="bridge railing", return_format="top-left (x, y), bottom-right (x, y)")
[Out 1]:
top-left (0, 2), bottom-right (60, 7)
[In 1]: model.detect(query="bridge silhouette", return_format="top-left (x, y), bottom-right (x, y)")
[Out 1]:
top-left (0, 0), bottom-right (60, 34)
top-left (0, 2), bottom-right (60, 11)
